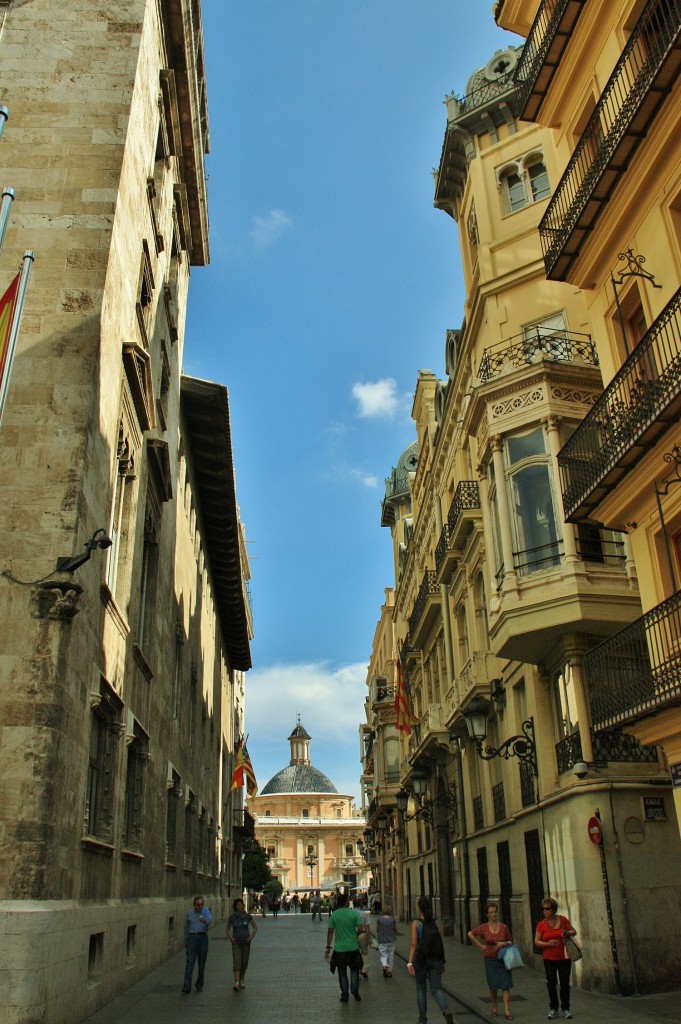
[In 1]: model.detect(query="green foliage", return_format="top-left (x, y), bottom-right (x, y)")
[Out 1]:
top-left (264, 879), bottom-right (283, 902)
top-left (241, 837), bottom-right (272, 891)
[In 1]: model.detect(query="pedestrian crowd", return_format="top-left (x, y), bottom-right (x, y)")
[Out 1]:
top-left (180, 889), bottom-right (582, 1022)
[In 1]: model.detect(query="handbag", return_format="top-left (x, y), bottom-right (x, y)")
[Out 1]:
top-left (498, 944), bottom-right (524, 970)
top-left (563, 935), bottom-right (582, 962)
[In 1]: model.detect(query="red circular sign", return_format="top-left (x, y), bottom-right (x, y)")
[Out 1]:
top-left (587, 816), bottom-right (602, 844)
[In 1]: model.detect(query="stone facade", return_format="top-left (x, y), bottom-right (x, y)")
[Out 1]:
top-left (0, 3), bottom-right (250, 1022)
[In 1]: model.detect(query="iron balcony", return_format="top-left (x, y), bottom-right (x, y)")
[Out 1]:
top-left (514, 0), bottom-right (587, 122)
top-left (558, 287), bottom-right (681, 525)
top-left (539, 0), bottom-right (681, 281)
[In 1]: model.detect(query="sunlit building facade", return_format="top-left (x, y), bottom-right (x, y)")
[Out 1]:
top-left (362, 35), bottom-right (681, 996)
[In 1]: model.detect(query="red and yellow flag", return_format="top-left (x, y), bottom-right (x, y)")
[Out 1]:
top-left (0, 272), bottom-right (20, 387)
top-left (229, 736), bottom-right (258, 796)
top-left (394, 648), bottom-right (419, 734)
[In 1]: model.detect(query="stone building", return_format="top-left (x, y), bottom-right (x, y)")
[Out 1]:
top-left (252, 721), bottom-right (368, 893)
top-left (496, 0), bottom-right (681, 834)
top-left (361, 38), bottom-right (681, 997)
top-left (0, 3), bottom-right (252, 1022)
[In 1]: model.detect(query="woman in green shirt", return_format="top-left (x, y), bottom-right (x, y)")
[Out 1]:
top-left (323, 891), bottom-right (365, 1002)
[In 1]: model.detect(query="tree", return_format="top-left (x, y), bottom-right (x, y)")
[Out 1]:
top-left (241, 837), bottom-right (272, 892)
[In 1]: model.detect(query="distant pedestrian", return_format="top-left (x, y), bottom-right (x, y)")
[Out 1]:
top-left (324, 890), bottom-right (364, 1003)
top-left (407, 895), bottom-right (454, 1024)
top-left (468, 901), bottom-right (514, 1020)
top-left (181, 895), bottom-right (212, 994)
top-left (377, 904), bottom-right (398, 978)
top-left (284, 891), bottom-right (291, 913)
top-left (226, 897), bottom-right (258, 991)
top-left (259, 892), bottom-right (269, 917)
top-left (311, 889), bottom-right (322, 921)
top-left (535, 897), bottom-right (577, 1020)
top-left (292, 892), bottom-right (300, 914)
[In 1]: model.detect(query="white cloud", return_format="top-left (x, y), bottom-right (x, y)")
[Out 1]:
top-left (352, 378), bottom-right (399, 418)
top-left (250, 209), bottom-right (292, 250)
top-left (350, 468), bottom-right (378, 488)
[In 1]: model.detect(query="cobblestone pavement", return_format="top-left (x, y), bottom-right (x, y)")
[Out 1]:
top-left (83, 911), bottom-right (680, 1024)
top-left (82, 912), bottom-right (480, 1024)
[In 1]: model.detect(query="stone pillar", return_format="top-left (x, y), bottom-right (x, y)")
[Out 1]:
top-left (544, 415), bottom-right (579, 563)
top-left (490, 436), bottom-right (515, 585)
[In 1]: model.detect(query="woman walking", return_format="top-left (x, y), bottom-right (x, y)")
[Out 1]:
top-left (324, 890), bottom-right (364, 1002)
top-left (467, 901), bottom-right (514, 1020)
top-left (226, 898), bottom-right (257, 991)
top-left (407, 895), bottom-right (454, 1024)
top-left (534, 897), bottom-right (577, 1019)
top-left (377, 903), bottom-right (398, 978)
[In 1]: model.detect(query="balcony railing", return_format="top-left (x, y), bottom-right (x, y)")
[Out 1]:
top-left (586, 589), bottom-right (681, 731)
top-left (514, 0), bottom-right (588, 122)
top-left (492, 781), bottom-right (506, 822)
top-left (473, 794), bottom-right (484, 832)
top-left (558, 287), bottom-right (681, 523)
top-left (408, 570), bottom-right (440, 640)
top-left (555, 728), bottom-right (658, 773)
top-left (540, 0), bottom-right (681, 280)
top-left (436, 481), bottom-right (482, 579)
top-left (478, 329), bottom-right (597, 382)
top-left (232, 808), bottom-right (255, 838)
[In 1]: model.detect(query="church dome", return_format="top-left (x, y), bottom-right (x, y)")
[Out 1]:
top-left (260, 718), bottom-right (338, 795)
top-left (260, 763), bottom-right (338, 795)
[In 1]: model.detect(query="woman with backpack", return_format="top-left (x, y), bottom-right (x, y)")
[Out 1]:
top-left (407, 895), bottom-right (454, 1024)
top-left (467, 901), bottom-right (514, 1020)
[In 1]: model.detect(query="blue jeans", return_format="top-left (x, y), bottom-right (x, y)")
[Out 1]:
top-left (337, 962), bottom-right (360, 1000)
top-left (184, 933), bottom-right (208, 990)
top-left (414, 957), bottom-right (448, 1021)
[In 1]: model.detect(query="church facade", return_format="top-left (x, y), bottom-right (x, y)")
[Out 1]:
top-left (251, 722), bottom-right (368, 892)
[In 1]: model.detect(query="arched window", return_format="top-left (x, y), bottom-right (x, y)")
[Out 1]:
top-left (527, 158), bottom-right (550, 202)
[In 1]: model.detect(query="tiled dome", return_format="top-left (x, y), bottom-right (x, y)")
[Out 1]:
top-left (260, 763), bottom-right (338, 795)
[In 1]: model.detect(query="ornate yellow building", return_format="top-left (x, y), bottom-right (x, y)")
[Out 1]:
top-left (362, 30), bottom-right (681, 997)
top-left (252, 721), bottom-right (368, 892)
top-left (495, 0), bottom-right (681, 833)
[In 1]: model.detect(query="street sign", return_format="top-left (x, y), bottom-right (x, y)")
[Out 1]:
top-left (587, 816), bottom-right (602, 844)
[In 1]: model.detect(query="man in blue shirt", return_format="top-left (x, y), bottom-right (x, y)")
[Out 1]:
top-left (182, 896), bottom-right (212, 993)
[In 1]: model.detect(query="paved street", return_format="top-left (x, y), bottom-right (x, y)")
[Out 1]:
top-left (83, 911), bottom-right (679, 1024)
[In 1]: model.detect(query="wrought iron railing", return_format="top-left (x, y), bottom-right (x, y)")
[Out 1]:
top-left (409, 570), bottom-right (440, 637)
top-left (435, 524), bottom-right (450, 575)
top-left (514, 0), bottom-right (587, 119)
top-left (586, 589), bottom-right (681, 731)
top-left (513, 539), bottom-right (563, 575)
top-left (232, 808), bottom-right (255, 837)
top-left (492, 781), bottom-right (506, 823)
top-left (555, 727), bottom-right (658, 772)
top-left (540, 0), bottom-right (681, 278)
top-left (519, 760), bottom-right (536, 807)
top-left (458, 70), bottom-right (517, 114)
top-left (447, 480), bottom-right (481, 528)
top-left (559, 287), bottom-right (681, 520)
top-left (478, 329), bottom-right (597, 382)
top-left (473, 794), bottom-right (484, 832)
top-left (574, 529), bottom-right (626, 565)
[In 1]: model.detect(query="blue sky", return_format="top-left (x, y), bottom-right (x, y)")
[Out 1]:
top-left (185, 2), bottom-right (520, 801)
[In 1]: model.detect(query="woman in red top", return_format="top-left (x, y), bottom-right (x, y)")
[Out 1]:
top-left (534, 897), bottom-right (577, 1020)
top-left (467, 901), bottom-right (514, 1020)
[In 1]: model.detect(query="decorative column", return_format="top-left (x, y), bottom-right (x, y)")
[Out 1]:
top-left (564, 634), bottom-right (595, 765)
top-left (490, 436), bottom-right (515, 586)
top-left (544, 415), bottom-right (578, 563)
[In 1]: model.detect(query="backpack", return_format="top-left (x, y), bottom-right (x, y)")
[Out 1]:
top-left (417, 919), bottom-right (445, 962)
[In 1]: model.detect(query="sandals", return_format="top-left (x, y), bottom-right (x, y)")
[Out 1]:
top-left (492, 1011), bottom-right (498, 1018)
top-left (505, 1015), bottom-right (513, 1021)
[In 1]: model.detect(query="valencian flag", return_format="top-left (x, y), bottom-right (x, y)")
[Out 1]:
top-left (229, 736), bottom-right (258, 797)
top-left (0, 271), bottom-right (19, 392)
top-left (394, 646), bottom-right (419, 734)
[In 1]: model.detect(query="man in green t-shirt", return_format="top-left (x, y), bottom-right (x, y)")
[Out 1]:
top-left (323, 891), bottom-right (365, 1002)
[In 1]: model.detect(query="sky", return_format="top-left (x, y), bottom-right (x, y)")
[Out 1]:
top-left (184, 2), bottom-right (521, 802)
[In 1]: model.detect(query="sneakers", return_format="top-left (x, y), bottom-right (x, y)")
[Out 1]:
top-left (563, 1013), bottom-right (573, 1020)
top-left (548, 1013), bottom-right (559, 1020)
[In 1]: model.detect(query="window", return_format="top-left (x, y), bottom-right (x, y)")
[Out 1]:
top-left (136, 241), bottom-right (155, 349)
top-left (302, 808), bottom-right (309, 818)
top-left (137, 492), bottom-right (160, 652)
top-left (123, 717), bottom-right (149, 852)
top-left (345, 843), bottom-right (354, 857)
top-left (184, 790), bottom-right (196, 871)
top-left (498, 152), bottom-right (551, 215)
top-left (384, 736), bottom-right (400, 784)
top-left (506, 428), bottom-right (561, 574)
top-left (107, 420), bottom-right (137, 604)
top-left (457, 602), bottom-right (470, 669)
top-left (85, 679), bottom-right (123, 844)
top-left (267, 845), bottom-right (276, 859)
top-left (474, 573), bottom-right (489, 650)
top-left (522, 311), bottom-right (568, 362)
top-left (166, 766), bottom-right (181, 863)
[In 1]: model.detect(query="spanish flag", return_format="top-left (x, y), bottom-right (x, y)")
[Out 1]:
top-left (229, 736), bottom-right (258, 797)
top-left (0, 271), bottom-right (19, 391)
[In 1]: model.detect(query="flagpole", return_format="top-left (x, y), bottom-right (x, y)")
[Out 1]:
top-left (0, 187), bottom-right (15, 258)
top-left (0, 250), bottom-right (35, 426)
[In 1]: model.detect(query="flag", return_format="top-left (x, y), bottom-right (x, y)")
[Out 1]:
top-left (0, 271), bottom-right (19, 391)
top-left (230, 736), bottom-right (258, 796)
top-left (394, 646), bottom-right (419, 734)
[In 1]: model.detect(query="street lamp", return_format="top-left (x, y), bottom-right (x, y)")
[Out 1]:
top-left (463, 695), bottom-right (537, 776)
top-left (304, 851), bottom-right (318, 889)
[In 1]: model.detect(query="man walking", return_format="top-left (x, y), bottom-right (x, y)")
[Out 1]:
top-left (182, 895), bottom-right (212, 993)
